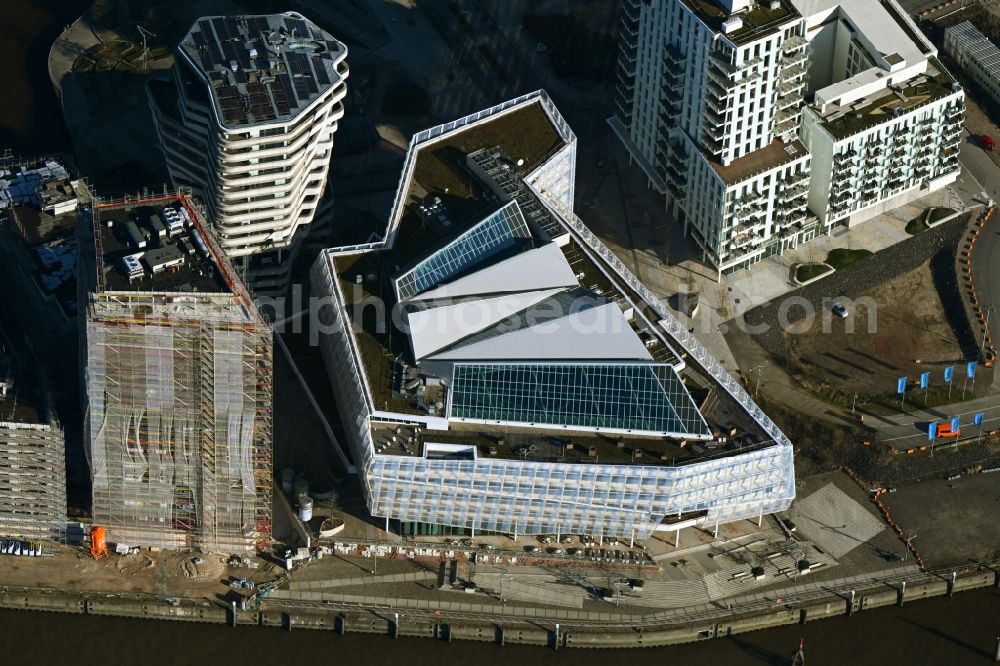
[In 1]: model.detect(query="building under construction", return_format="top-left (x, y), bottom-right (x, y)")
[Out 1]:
top-left (82, 192), bottom-right (272, 552)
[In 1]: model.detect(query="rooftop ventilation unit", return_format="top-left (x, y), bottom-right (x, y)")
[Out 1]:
top-left (122, 253), bottom-right (145, 281)
top-left (722, 17), bottom-right (744, 34)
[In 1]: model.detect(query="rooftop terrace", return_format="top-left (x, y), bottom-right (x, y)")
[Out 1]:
top-left (93, 199), bottom-right (232, 294)
top-left (681, 0), bottom-right (800, 46)
top-left (180, 13), bottom-right (347, 128)
top-left (709, 139), bottom-right (808, 185)
top-left (818, 60), bottom-right (962, 140)
top-left (324, 94), bottom-right (783, 463)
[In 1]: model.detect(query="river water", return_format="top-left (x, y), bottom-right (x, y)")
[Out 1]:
top-left (0, 588), bottom-right (998, 665)
top-left (4, 1), bottom-right (1000, 664)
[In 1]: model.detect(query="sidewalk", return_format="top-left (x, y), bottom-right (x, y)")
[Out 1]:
top-left (725, 187), bottom-right (966, 318)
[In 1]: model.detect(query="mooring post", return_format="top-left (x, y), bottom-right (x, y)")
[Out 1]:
top-left (948, 571), bottom-right (957, 597)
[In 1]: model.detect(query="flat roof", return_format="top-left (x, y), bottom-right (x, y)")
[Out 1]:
top-left (681, 0), bottom-right (800, 46)
top-left (793, 0), bottom-right (934, 66)
top-left (371, 419), bottom-right (768, 467)
top-left (818, 60), bottom-right (961, 140)
top-left (708, 139), bottom-right (808, 185)
top-left (180, 12), bottom-right (347, 128)
top-left (0, 158), bottom-right (70, 210)
top-left (93, 198), bottom-right (232, 294)
top-left (322, 93), bottom-right (787, 459)
top-left (946, 21), bottom-right (1000, 83)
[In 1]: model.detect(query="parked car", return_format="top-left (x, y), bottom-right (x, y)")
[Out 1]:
top-left (831, 302), bottom-right (848, 318)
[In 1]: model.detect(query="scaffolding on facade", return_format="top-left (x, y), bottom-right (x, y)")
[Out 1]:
top-left (84, 191), bottom-right (272, 553)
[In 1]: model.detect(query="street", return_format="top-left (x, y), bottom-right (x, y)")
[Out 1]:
top-left (867, 395), bottom-right (1000, 451)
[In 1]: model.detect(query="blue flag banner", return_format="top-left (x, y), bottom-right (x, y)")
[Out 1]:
top-left (928, 422), bottom-right (936, 441)
top-left (920, 372), bottom-right (929, 389)
top-left (897, 376), bottom-right (907, 394)
top-left (951, 416), bottom-right (960, 431)
top-left (944, 366), bottom-right (954, 383)
top-left (975, 412), bottom-right (985, 427)
top-left (967, 361), bottom-right (977, 379)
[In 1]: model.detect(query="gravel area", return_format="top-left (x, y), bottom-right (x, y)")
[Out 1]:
top-left (737, 214), bottom-right (974, 371)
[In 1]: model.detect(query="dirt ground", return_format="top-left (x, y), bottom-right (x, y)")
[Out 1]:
top-left (0, 545), bottom-right (283, 600)
top-left (786, 260), bottom-right (965, 407)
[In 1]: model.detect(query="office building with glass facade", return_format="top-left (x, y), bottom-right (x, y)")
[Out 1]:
top-left (311, 91), bottom-right (795, 540)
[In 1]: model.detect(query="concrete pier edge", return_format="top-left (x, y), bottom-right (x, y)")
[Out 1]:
top-left (0, 569), bottom-right (994, 649)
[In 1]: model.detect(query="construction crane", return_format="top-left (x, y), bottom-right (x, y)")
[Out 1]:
top-left (136, 25), bottom-right (156, 70)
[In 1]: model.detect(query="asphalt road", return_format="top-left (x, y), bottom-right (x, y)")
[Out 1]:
top-left (866, 395), bottom-right (1000, 450)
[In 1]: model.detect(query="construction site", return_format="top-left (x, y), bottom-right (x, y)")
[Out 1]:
top-left (81, 191), bottom-right (272, 553)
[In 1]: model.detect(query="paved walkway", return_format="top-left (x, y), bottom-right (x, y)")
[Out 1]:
top-left (268, 562), bottom-right (922, 627)
top-left (866, 394), bottom-right (1000, 450)
top-left (725, 188), bottom-right (964, 318)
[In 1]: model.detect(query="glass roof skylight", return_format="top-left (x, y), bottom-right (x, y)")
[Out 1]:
top-left (449, 362), bottom-right (710, 435)
top-left (395, 200), bottom-right (531, 300)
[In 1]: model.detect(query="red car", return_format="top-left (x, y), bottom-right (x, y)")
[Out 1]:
top-left (977, 135), bottom-right (996, 152)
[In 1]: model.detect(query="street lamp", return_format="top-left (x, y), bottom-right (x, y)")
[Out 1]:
top-left (982, 304), bottom-right (995, 355)
top-left (749, 364), bottom-right (768, 399)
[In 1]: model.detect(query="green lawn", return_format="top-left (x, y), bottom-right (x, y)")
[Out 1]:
top-left (796, 263), bottom-right (832, 283)
top-left (928, 207), bottom-right (956, 224)
top-left (905, 217), bottom-right (929, 235)
top-left (906, 207), bottom-right (957, 235)
top-left (826, 248), bottom-right (873, 270)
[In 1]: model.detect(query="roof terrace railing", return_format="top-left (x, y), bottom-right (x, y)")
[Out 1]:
top-left (383, 90), bottom-right (573, 247)
top-left (534, 192), bottom-right (792, 450)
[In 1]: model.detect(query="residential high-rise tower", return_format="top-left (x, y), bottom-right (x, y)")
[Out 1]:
top-left (149, 12), bottom-right (349, 296)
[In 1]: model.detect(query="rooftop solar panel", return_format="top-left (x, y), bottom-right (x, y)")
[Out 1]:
top-left (294, 78), bottom-right (311, 100)
top-left (278, 73), bottom-right (297, 106)
top-left (221, 41), bottom-right (237, 63)
top-left (208, 41), bottom-right (223, 67)
top-left (315, 63), bottom-right (330, 86)
top-left (211, 17), bottom-right (227, 40)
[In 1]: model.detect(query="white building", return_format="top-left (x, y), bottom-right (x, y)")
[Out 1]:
top-left (312, 92), bottom-right (795, 540)
top-left (945, 21), bottom-right (1000, 107)
top-left (611, 0), bottom-right (963, 274)
top-left (149, 13), bottom-right (348, 296)
top-left (797, 0), bottom-right (964, 229)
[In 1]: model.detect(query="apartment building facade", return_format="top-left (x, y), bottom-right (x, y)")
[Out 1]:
top-left (612, 0), bottom-right (964, 274)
